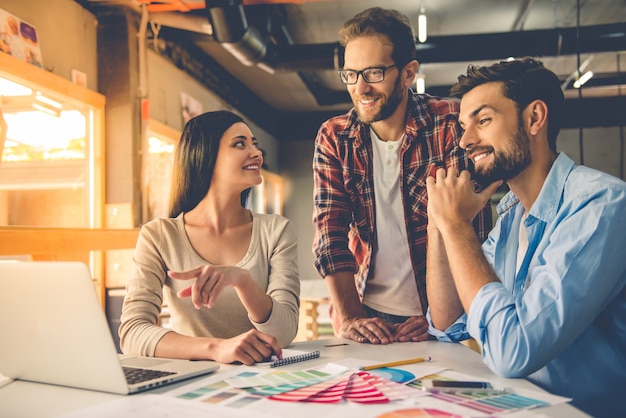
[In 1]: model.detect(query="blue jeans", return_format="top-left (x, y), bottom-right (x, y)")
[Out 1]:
top-left (364, 305), bottom-right (411, 324)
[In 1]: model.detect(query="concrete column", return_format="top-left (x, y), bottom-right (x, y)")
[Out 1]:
top-left (97, 8), bottom-right (143, 227)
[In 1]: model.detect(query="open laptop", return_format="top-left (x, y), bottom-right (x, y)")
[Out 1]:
top-left (0, 261), bottom-right (219, 394)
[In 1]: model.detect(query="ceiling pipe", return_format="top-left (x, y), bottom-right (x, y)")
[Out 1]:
top-left (205, 0), bottom-right (267, 67)
top-left (414, 22), bottom-right (625, 64)
top-left (148, 11), bottom-right (213, 35)
top-left (170, 7), bottom-right (626, 72)
top-left (204, 0), bottom-right (337, 73)
top-left (157, 13), bottom-right (625, 106)
top-left (511, 0), bottom-right (535, 31)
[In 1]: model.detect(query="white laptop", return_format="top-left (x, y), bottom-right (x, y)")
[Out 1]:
top-left (0, 261), bottom-right (219, 394)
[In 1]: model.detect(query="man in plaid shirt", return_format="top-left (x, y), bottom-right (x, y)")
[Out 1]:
top-left (312, 7), bottom-right (492, 344)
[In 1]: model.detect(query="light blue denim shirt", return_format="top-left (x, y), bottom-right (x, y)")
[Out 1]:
top-left (428, 153), bottom-right (626, 417)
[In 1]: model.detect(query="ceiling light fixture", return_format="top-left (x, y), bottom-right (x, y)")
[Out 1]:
top-left (573, 70), bottom-right (594, 88)
top-left (415, 70), bottom-right (426, 94)
top-left (561, 55), bottom-right (595, 91)
top-left (418, 1), bottom-right (427, 43)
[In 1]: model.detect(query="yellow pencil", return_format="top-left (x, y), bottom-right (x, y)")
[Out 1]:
top-left (360, 356), bottom-right (431, 371)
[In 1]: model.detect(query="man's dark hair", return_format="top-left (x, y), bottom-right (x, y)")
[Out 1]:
top-left (450, 58), bottom-right (564, 152)
top-left (339, 7), bottom-right (417, 69)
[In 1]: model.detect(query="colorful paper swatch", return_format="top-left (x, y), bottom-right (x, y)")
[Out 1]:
top-left (225, 368), bottom-right (335, 390)
top-left (269, 373), bottom-right (351, 403)
top-left (267, 370), bottom-right (418, 404)
top-left (428, 389), bottom-right (549, 414)
top-left (343, 372), bottom-right (390, 403)
top-left (369, 367), bottom-right (418, 383)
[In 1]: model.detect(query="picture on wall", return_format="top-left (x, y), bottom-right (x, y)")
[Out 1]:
top-left (0, 8), bottom-right (43, 68)
top-left (180, 91), bottom-right (203, 125)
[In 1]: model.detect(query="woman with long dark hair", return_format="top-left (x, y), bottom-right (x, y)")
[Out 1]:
top-left (120, 111), bottom-right (300, 365)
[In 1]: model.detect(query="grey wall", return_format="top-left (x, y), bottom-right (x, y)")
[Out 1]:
top-left (558, 127), bottom-right (625, 179)
top-left (281, 140), bottom-right (318, 282)
top-left (146, 51), bottom-right (280, 171)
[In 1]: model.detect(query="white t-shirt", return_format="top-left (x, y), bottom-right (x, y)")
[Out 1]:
top-left (516, 211), bottom-right (529, 274)
top-left (362, 129), bottom-right (422, 316)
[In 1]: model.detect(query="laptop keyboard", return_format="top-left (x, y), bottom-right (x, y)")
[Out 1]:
top-left (123, 366), bottom-right (176, 385)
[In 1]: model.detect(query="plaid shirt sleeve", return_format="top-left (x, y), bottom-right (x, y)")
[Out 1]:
top-left (312, 115), bottom-right (360, 278)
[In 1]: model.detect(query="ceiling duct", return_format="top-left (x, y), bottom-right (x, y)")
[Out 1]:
top-left (168, 6), bottom-right (626, 73)
top-left (206, 1), bottom-right (267, 67)
top-left (205, 0), bottom-right (336, 73)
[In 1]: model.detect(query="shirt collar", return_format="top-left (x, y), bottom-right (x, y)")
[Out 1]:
top-left (496, 152), bottom-right (574, 224)
top-left (405, 90), bottom-right (432, 137)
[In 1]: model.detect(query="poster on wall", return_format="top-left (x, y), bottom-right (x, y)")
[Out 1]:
top-left (180, 92), bottom-right (203, 125)
top-left (0, 8), bottom-right (43, 68)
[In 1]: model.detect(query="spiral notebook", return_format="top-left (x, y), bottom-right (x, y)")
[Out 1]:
top-left (256, 349), bottom-right (321, 368)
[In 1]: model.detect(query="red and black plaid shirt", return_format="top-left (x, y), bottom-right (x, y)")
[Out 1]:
top-left (312, 90), bottom-right (492, 313)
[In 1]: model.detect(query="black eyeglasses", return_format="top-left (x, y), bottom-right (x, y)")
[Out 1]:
top-left (337, 64), bottom-right (397, 85)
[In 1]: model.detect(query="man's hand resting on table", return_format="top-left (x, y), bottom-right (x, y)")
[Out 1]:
top-left (338, 315), bottom-right (430, 344)
top-left (338, 316), bottom-right (395, 344)
top-left (392, 316), bottom-right (431, 342)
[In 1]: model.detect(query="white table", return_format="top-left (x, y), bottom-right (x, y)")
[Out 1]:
top-left (0, 338), bottom-right (587, 417)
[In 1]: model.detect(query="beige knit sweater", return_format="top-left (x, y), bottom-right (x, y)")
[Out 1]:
top-left (119, 212), bottom-right (300, 356)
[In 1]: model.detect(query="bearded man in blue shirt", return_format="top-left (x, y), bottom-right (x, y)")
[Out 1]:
top-left (425, 57), bottom-right (626, 417)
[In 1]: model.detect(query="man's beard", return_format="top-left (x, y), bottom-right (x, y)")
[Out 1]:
top-left (471, 120), bottom-right (532, 189)
top-left (354, 76), bottom-right (404, 124)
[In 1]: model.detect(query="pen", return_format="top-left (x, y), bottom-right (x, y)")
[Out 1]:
top-left (427, 387), bottom-right (509, 396)
top-left (360, 356), bottom-right (431, 371)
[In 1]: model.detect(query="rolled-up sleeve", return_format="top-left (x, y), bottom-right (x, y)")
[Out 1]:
top-left (427, 308), bottom-right (471, 342)
top-left (468, 184), bottom-right (626, 378)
